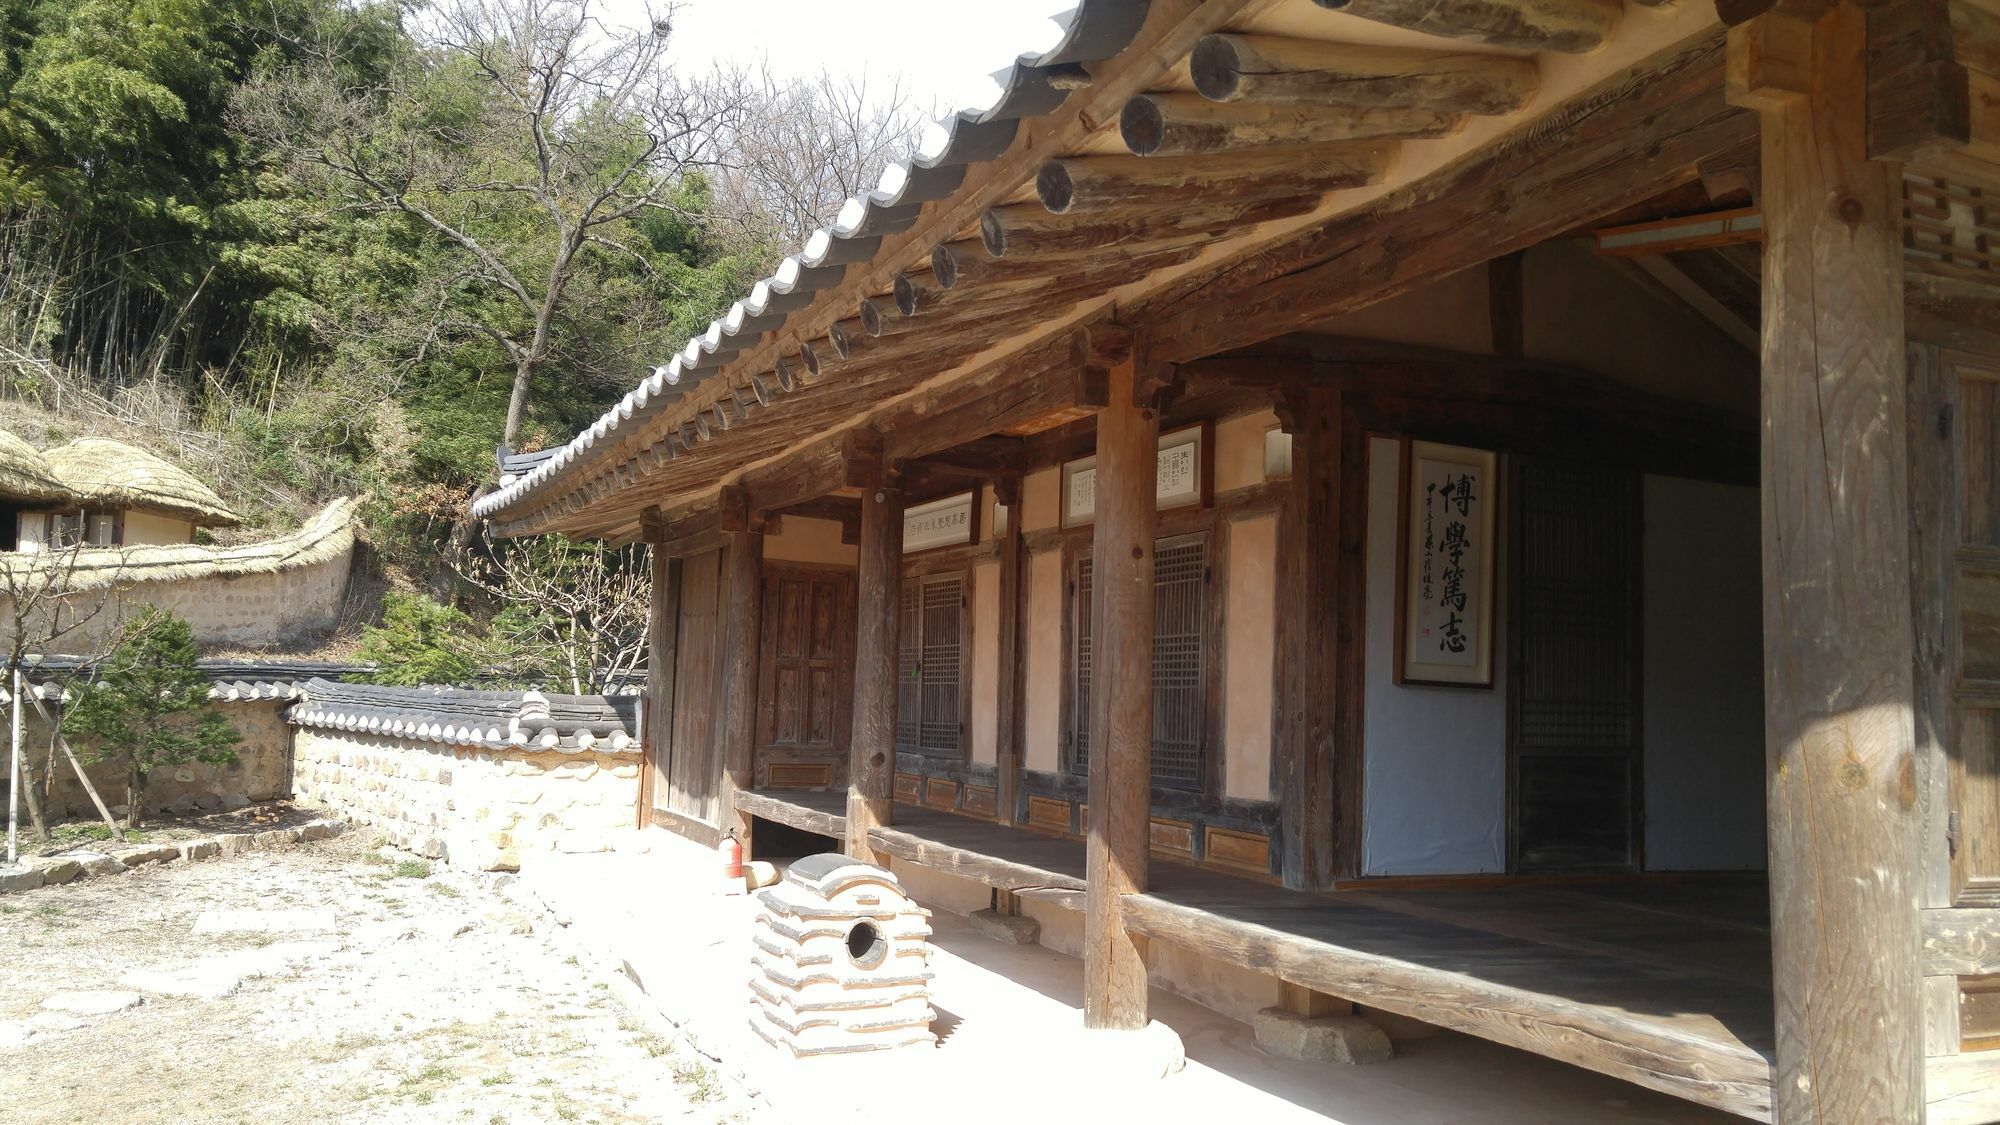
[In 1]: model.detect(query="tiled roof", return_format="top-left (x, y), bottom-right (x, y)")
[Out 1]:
top-left (469, 1), bottom-right (1150, 525)
top-left (287, 678), bottom-right (639, 753)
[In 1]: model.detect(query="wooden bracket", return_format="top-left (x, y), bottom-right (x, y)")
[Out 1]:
top-left (717, 485), bottom-right (752, 534)
top-left (1865, 0), bottom-right (1971, 159)
top-left (639, 505), bottom-right (667, 545)
top-left (840, 429), bottom-right (886, 491)
top-left (1697, 136), bottom-right (1762, 203)
top-left (1727, 12), bottom-right (1816, 111)
top-left (993, 474), bottom-right (1022, 509)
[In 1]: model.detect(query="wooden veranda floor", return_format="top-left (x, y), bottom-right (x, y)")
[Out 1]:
top-left (737, 790), bottom-right (1775, 1121)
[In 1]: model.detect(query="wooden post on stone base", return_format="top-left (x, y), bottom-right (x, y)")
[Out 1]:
top-left (847, 467), bottom-right (903, 864)
top-left (1083, 350), bottom-right (1158, 1031)
top-left (1728, 5), bottom-right (1925, 1121)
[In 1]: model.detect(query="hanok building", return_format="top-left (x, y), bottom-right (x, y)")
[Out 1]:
top-left (471, 1), bottom-right (2000, 1121)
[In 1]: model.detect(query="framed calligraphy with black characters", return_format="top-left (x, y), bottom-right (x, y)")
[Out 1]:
top-left (1396, 439), bottom-right (1497, 687)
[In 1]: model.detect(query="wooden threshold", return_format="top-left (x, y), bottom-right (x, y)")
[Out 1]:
top-left (869, 805), bottom-right (1775, 1122)
top-left (734, 788), bottom-right (847, 843)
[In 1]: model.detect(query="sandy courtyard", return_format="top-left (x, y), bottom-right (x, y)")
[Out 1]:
top-left (0, 827), bottom-right (751, 1124)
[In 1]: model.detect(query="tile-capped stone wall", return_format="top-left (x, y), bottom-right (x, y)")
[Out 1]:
top-left (291, 728), bottom-right (639, 870)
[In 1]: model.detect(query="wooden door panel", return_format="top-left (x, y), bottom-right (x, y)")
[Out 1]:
top-left (755, 564), bottom-right (856, 789)
top-left (665, 549), bottom-right (725, 825)
top-left (1508, 459), bottom-right (1641, 873)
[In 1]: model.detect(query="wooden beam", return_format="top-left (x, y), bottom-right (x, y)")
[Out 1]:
top-left (1624, 252), bottom-right (1762, 351)
top-left (721, 528), bottom-right (762, 850)
top-left (1189, 34), bottom-right (1539, 114)
top-left (1866, 0), bottom-right (1970, 159)
top-left (1119, 893), bottom-right (1773, 1118)
top-left (1119, 93), bottom-right (1460, 158)
top-left (1308, 0), bottom-right (1621, 53)
top-left (1731, 5), bottom-right (1925, 1121)
top-left (847, 477), bottom-right (903, 863)
top-left (979, 200), bottom-right (1306, 259)
top-left (1083, 353), bottom-right (1157, 1030)
top-left (1134, 32), bottom-right (1755, 365)
top-left (1037, 146), bottom-right (1394, 215)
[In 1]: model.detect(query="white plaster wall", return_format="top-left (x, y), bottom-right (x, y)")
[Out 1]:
top-left (1021, 467), bottom-right (1061, 533)
top-left (123, 510), bottom-right (193, 545)
top-left (1641, 475), bottom-right (1765, 871)
top-left (1223, 514), bottom-right (1276, 801)
top-left (1214, 408), bottom-right (1280, 493)
top-left (763, 516), bottom-right (857, 567)
top-left (1362, 436), bottom-right (1508, 875)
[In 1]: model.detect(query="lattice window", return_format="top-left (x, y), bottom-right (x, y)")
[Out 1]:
top-left (896, 574), bottom-right (964, 756)
top-left (1904, 174), bottom-right (2000, 283)
top-left (1071, 534), bottom-right (1210, 790)
top-left (895, 580), bottom-right (922, 754)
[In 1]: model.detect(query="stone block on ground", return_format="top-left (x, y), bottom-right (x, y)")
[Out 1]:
top-left (28, 857), bottom-right (83, 885)
top-left (968, 908), bottom-right (1041, 945)
top-left (0, 865), bottom-right (43, 894)
top-left (40, 990), bottom-right (144, 1016)
top-left (1073, 1019), bottom-right (1187, 1081)
top-left (71, 852), bottom-right (125, 877)
top-left (1251, 1008), bottom-right (1393, 1064)
top-left (113, 844), bottom-right (180, 867)
top-left (191, 908), bottom-right (336, 936)
top-left (216, 833), bottom-right (255, 858)
top-left (178, 839), bottom-right (221, 862)
top-left (482, 909), bottom-right (534, 935)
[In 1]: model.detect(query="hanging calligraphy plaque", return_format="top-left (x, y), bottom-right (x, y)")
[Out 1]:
top-left (1396, 439), bottom-right (1496, 687)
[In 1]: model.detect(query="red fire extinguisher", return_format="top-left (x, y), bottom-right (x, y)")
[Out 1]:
top-left (718, 831), bottom-right (744, 884)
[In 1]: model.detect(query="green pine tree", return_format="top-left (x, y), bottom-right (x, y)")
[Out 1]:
top-left (63, 608), bottom-right (241, 829)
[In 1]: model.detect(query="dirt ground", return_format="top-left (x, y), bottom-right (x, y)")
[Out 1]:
top-left (0, 826), bottom-right (752, 1124)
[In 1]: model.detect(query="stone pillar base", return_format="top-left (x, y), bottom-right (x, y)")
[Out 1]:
top-left (1252, 1007), bottom-right (1393, 1064)
top-left (1076, 1019), bottom-right (1186, 1081)
top-left (968, 907), bottom-right (1040, 945)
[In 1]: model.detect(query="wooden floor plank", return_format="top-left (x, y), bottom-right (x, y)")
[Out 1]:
top-left (736, 788), bottom-right (847, 841)
top-left (875, 805), bottom-right (1776, 1121)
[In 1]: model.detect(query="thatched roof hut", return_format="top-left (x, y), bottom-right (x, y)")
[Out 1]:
top-left (43, 438), bottom-right (241, 527)
top-left (0, 430), bottom-right (75, 507)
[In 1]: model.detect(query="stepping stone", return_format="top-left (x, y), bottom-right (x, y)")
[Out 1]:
top-left (968, 908), bottom-right (1041, 945)
top-left (40, 990), bottom-right (143, 1016)
top-left (27, 857), bottom-right (81, 885)
top-left (71, 853), bottom-right (125, 877)
top-left (112, 844), bottom-right (179, 867)
top-left (191, 909), bottom-right (335, 936)
top-left (0, 866), bottom-right (41, 894)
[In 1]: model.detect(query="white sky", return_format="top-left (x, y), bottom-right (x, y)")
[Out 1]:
top-left (635, 0), bottom-right (1073, 115)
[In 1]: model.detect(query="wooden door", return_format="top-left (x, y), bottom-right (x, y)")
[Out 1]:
top-left (664, 548), bottom-right (726, 825)
top-left (1508, 459), bottom-right (1643, 872)
top-left (755, 564), bottom-right (856, 789)
top-left (1916, 347), bottom-right (2000, 904)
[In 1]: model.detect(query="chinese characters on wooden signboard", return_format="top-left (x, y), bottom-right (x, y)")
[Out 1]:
top-left (1061, 425), bottom-right (1204, 526)
top-left (903, 492), bottom-right (975, 553)
top-left (1397, 440), bottom-right (1496, 687)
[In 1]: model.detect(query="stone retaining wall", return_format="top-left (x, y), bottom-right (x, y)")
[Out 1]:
top-left (29, 699), bottom-right (292, 820)
top-left (290, 729), bottom-right (640, 871)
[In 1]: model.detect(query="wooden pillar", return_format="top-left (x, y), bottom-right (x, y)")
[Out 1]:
top-left (1729, 7), bottom-right (1924, 1121)
top-left (720, 528), bottom-right (763, 850)
top-left (994, 475), bottom-right (1025, 826)
top-left (848, 474), bottom-right (903, 862)
top-left (1274, 386), bottom-right (1342, 890)
top-left (1083, 354), bottom-right (1157, 1031)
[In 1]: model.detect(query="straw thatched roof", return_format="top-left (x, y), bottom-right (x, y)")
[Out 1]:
top-left (0, 495), bottom-right (358, 591)
top-left (43, 437), bottom-right (241, 527)
top-left (0, 430), bottom-right (76, 507)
